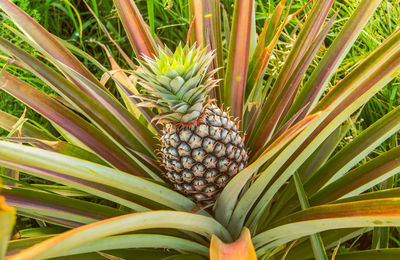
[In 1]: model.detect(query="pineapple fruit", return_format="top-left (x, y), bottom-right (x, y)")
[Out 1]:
top-left (136, 45), bottom-right (248, 205)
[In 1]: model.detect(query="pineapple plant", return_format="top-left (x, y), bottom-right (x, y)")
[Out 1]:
top-left (1, 0), bottom-right (400, 259)
top-left (135, 46), bottom-right (247, 204)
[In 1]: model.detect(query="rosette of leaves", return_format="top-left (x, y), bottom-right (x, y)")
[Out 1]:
top-left (1, 0), bottom-right (400, 259)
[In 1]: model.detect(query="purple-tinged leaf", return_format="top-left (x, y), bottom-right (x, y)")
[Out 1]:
top-left (224, 0), bottom-right (253, 120)
top-left (113, 0), bottom-right (158, 59)
top-left (248, 0), bottom-right (335, 151)
top-left (286, 0), bottom-right (381, 124)
top-left (0, 0), bottom-right (108, 96)
top-left (0, 72), bottom-right (150, 176)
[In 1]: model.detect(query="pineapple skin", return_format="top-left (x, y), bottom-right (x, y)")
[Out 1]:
top-left (160, 104), bottom-right (248, 205)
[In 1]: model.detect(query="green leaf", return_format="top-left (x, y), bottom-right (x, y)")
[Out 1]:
top-left (293, 172), bottom-right (328, 260)
top-left (7, 211), bottom-right (231, 260)
top-left (0, 72), bottom-right (150, 177)
top-left (113, 0), bottom-right (158, 58)
top-left (309, 145), bottom-right (400, 206)
top-left (285, 0), bottom-right (381, 123)
top-left (0, 196), bottom-right (15, 259)
top-left (52, 234), bottom-right (208, 258)
top-left (0, 141), bottom-right (195, 212)
top-left (0, 111), bottom-right (56, 141)
top-left (278, 228), bottom-right (370, 260)
top-left (254, 198), bottom-right (400, 252)
top-left (0, 36), bottom-right (157, 162)
top-left (248, 0), bottom-right (335, 151)
top-left (0, 137), bottom-right (107, 166)
top-left (234, 27), bottom-right (400, 236)
top-left (0, 0), bottom-right (107, 95)
top-left (333, 249), bottom-right (400, 260)
top-left (223, 0), bottom-right (253, 119)
top-left (18, 227), bottom-right (67, 238)
top-left (273, 105), bottom-right (400, 221)
top-left (214, 112), bottom-right (322, 226)
top-left (1, 187), bottom-right (125, 226)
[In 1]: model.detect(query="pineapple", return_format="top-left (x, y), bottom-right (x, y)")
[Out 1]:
top-left (136, 45), bottom-right (248, 204)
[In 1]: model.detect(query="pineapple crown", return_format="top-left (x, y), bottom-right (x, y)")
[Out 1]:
top-left (135, 44), bottom-right (218, 124)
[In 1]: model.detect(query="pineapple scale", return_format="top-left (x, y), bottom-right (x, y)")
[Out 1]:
top-left (160, 104), bottom-right (248, 205)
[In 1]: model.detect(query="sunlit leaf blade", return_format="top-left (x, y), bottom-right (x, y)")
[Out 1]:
top-left (55, 60), bottom-right (158, 159)
top-left (245, 0), bottom-right (285, 103)
top-left (0, 72), bottom-right (151, 176)
top-left (285, 0), bottom-right (381, 123)
top-left (1, 23), bottom-right (159, 163)
top-left (223, 0), bottom-right (253, 119)
top-left (309, 145), bottom-right (400, 205)
top-left (274, 104), bottom-right (400, 220)
top-left (277, 228), bottom-right (370, 260)
top-left (7, 238), bottom-right (176, 259)
top-left (0, 111), bottom-right (56, 141)
top-left (101, 45), bottom-right (141, 117)
top-left (299, 121), bottom-right (350, 182)
top-left (210, 227), bottom-right (256, 260)
top-left (8, 211), bottom-right (231, 260)
top-left (248, 0), bottom-right (335, 150)
top-left (6, 235), bottom-right (208, 258)
top-left (56, 36), bottom-right (110, 72)
top-left (206, 0), bottom-right (224, 100)
top-left (1, 187), bottom-right (125, 226)
top-left (254, 198), bottom-right (400, 251)
top-left (45, 234), bottom-right (208, 258)
top-left (252, 11), bottom-right (337, 158)
top-left (0, 196), bottom-right (15, 259)
top-left (0, 36), bottom-right (156, 159)
top-left (0, 141), bottom-right (195, 212)
top-left (236, 28), bottom-right (400, 236)
top-left (0, 0), bottom-right (107, 95)
top-left (215, 112), bottom-right (322, 226)
top-left (113, 0), bottom-right (157, 59)
top-left (333, 249), bottom-right (400, 260)
top-left (188, 0), bottom-right (204, 47)
top-left (21, 185), bottom-right (90, 198)
top-left (309, 105), bottom-right (400, 193)
top-left (228, 112), bottom-right (329, 236)
top-left (312, 29), bottom-right (400, 113)
top-left (7, 236), bottom-right (51, 257)
top-left (293, 172), bottom-right (328, 260)
top-left (333, 188), bottom-right (400, 204)
top-left (1, 137), bottom-right (107, 166)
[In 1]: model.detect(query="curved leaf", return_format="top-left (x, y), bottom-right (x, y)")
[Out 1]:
top-left (53, 234), bottom-right (208, 258)
top-left (0, 196), bottom-right (15, 258)
top-left (8, 211), bottom-right (231, 260)
top-left (113, 0), bottom-right (157, 58)
top-left (0, 0), bottom-right (107, 95)
top-left (234, 28), bottom-right (400, 236)
top-left (0, 141), bottom-right (195, 212)
top-left (285, 0), bottom-right (381, 123)
top-left (214, 112), bottom-right (322, 226)
top-left (0, 72), bottom-right (148, 176)
top-left (254, 198), bottom-right (400, 251)
top-left (1, 187), bottom-right (125, 226)
top-left (333, 249), bottom-right (400, 260)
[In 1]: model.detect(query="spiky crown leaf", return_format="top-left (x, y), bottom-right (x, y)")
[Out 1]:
top-left (135, 45), bottom-right (218, 124)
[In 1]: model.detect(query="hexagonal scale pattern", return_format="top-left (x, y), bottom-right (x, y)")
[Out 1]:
top-left (160, 104), bottom-right (248, 205)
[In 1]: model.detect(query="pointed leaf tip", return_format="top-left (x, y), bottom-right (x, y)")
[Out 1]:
top-left (210, 227), bottom-right (257, 260)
